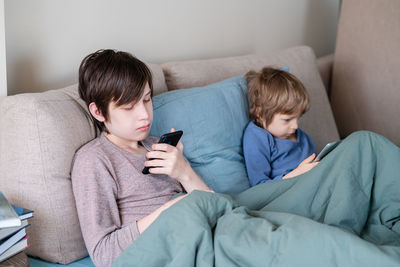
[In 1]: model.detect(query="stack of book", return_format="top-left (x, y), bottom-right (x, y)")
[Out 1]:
top-left (0, 192), bottom-right (33, 263)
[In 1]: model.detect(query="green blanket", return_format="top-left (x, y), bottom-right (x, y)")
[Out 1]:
top-left (112, 132), bottom-right (400, 267)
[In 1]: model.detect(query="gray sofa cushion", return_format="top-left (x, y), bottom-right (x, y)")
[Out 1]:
top-left (162, 46), bottom-right (339, 151)
top-left (0, 64), bottom-right (166, 264)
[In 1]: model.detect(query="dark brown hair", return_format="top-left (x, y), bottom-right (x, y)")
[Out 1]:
top-left (246, 67), bottom-right (310, 128)
top-left (78, 49), bottom-right (153, 132)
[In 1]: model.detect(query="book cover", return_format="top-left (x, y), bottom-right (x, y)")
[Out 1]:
top-left (0, 227), bottom-right (26, 255)
top-left (0, 237), bottom-right (28, 262)
top-left (12, 205), bottom-right (33, 221)
top-left (0, 192), bottom-right (21, 228)
top-left (0, 220), bottom-right (29, 241)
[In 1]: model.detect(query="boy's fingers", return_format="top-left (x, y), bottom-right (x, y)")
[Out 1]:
top-left (149, 166), bottom-right (172, 175)
top-left (152, 143), bottom-right (174, 151)
top-left (146, 153), bottom-right (162, 161)
top-left (146, 150), bottom-right (170, 160)
top-left (307, 153), bottom-right (316, 161)
top-left (147, 145), bottom-right (179, 159)
top-left (301, 153), bottom-right (315, 164)
top-left (145, 159), bottom-right (170, 168)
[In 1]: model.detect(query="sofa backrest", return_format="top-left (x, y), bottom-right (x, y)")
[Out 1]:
top-left (0, 46), bottom-right (339, 264)
top-left (162, 46), bottom-right (339, 151)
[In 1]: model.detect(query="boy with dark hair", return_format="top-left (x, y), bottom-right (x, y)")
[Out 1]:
top-left (72, 49), bottom-right (212, 267)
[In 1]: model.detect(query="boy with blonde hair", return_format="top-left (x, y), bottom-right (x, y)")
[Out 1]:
top-left (243, 67), bottom-right (317, 186)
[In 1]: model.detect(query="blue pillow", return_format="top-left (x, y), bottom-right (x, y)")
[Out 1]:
top-left (150, 76), bottom-right (251, 195)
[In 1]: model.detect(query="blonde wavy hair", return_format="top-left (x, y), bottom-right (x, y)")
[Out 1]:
top-left (246, 67), bottom-right (310, 128)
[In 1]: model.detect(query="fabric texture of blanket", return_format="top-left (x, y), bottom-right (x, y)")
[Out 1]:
top-left (112, 131), bottom-right (400, 267)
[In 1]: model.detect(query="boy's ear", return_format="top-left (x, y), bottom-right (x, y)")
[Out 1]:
top-left (256, 107), bottom-right (261, 118)
top-left (255, 107), bottom-right (267, 129)
top-left (89, 102), bottom-right (106, 122)
top-left (256, 107), bottom-right (265, 123)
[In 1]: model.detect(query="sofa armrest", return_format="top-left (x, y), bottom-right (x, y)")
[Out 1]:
top-left (316, 54), bottom-right (334, 95)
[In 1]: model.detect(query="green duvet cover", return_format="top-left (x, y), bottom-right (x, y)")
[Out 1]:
top-left (112, 132), bottom-right (400, 267)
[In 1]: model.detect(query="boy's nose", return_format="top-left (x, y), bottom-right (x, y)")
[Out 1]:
top-left (137, 103), bottom-right (150, 119)
top-left (141, 109), bottom-right (150, 120)
top-left (291, 120), bottom-right (298, 129)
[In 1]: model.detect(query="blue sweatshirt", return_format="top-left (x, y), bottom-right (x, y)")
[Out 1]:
top-left (243, 121), bottom-right (316, 186)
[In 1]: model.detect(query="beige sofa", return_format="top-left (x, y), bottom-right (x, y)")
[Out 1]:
top-left (0, 45), bottom-right (339, 265)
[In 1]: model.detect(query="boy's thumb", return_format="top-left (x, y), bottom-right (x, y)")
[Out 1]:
top-left (305, 153), bottom-right (316, 162)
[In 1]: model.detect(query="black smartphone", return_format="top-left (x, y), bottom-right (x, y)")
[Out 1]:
top-left (142, 130), bottom-right (183, 174)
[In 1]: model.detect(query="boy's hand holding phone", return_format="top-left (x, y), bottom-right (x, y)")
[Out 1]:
top-left (142, 129), bottom-right (186, 177)
top-left (283, 153), bottom-right (318, 179)
top-left (143, 129), bottom-right (213, 193)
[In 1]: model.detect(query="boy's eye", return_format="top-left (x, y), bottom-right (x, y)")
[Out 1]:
top-left (144, 98), bottom-right (151, 103)
top-left (123, 105), bottom-right (134, 110)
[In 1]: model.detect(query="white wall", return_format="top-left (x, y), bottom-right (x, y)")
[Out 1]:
top-left (5, 0), bottom-right (340, 95)
top-left (0, 0), bottom-right (6, 97)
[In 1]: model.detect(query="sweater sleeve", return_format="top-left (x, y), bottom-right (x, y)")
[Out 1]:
top-left (243, 125), bottom-right (282, 186)
top-left (71, 150), bottom-right (140, 267)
